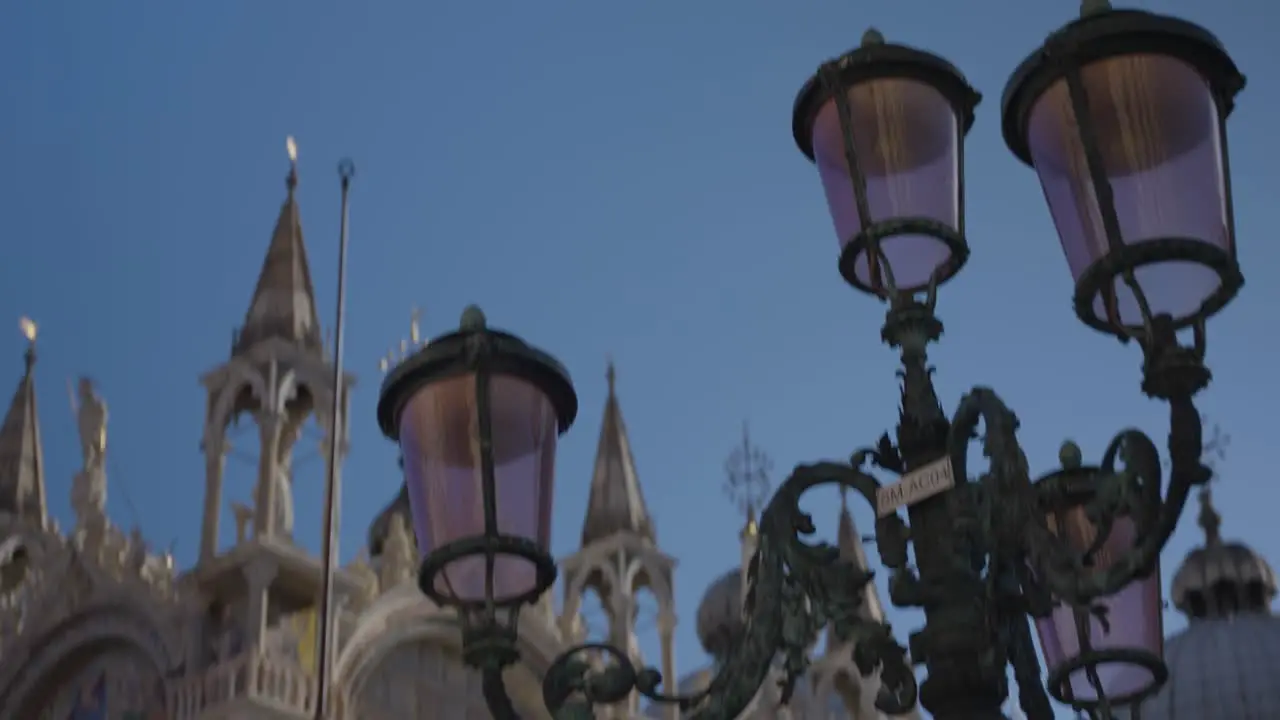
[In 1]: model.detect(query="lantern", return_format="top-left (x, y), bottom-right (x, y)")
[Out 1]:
top-left (792, 29), bottom-right (981, 298)
top-left (377, 306), bottom-right (578, 622)
top-left (1035, 456), bottom-right (1167, 711)
top-left (1002, 4), bottom-right (1246, 337)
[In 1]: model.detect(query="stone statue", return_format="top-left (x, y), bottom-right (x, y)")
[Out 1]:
top-left (346, 550), bottom-right (380, 609)
top-left (379, 514), bottom-right (415, 589)
top-left (74, 378), bottom-right (108, 474)
top-left (69, 378), bottom-right (109, 543)
top-left (125, 526), bottom-right (148, 574)
top-left (70, 468), bottom-right (107, 537)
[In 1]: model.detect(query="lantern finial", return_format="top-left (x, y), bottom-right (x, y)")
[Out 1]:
top-left (1080, 0), bottom-right (1111, 16)
top-left (1058, 440), bottom-right (1083, 470)
top-left (460, 305), bottom-right (487, 331)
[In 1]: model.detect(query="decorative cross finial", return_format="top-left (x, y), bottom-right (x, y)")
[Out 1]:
top-left (605, 357), bottom-right (617, 396)
top-left (285, 135), bottom-right (299, 192)
top-left (1197, 486), bottom-right (1222, 546)
top-left (723, 422), bottom-right (772, 529)
top-left (18, 316), bottom-right (36, 369)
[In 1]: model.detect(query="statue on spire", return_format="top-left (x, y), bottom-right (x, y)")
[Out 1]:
top-left (68, 377), bottom-right (113, 555)
top-left (72, 377), bottom-right (108, 476)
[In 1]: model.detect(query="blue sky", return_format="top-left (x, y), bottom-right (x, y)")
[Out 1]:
top-left (1, 1), bottom-right (1275, 718)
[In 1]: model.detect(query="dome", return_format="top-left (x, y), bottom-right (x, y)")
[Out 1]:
top-left (1171, 541), bottom-right (1276, 617)
top-left (1126, 489), bottom-right (1280, 719)
top-left (696, 567), bottom-right (745, 659)
top-left (1171, 489), bottom-right (1277, 618)
top-left (1129, 614), bottom-right (1280, 719)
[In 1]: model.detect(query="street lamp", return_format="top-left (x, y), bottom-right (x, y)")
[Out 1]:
top-left (376, 305), bottom-right (579, 717)
top-left (376, 2), bottom-right (1246, 719)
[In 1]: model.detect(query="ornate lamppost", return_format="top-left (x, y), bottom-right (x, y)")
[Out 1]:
top-left (376, 2), bottom-right (1246, 719)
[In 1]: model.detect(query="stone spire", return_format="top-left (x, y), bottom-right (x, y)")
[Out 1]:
top-left (836, 488), bottom-right (883, 622)
top-left (0, 318), bottom-right (46, 525)
top-left (233, 136), bottom-right (323, 356)
top-left (580, 361), bottom-right (654, 546)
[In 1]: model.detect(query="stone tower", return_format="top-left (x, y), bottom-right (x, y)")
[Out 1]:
top-left (559, 362), bottom-right (678, 719)
top-left (189, 149), bottom-right (356, 676)
top-left (0, 319), bottom-right (47, 529)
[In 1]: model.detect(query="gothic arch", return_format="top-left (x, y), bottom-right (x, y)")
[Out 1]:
top-left (339, 587), bottom-right (559, 686)
top-left (341, 615), bottom-right (553, 719)
top-left (0, 603), bottom-right (177, 717)
top-left (561, 551), bottom-right (623, 621)
top-left (621, 548), bottom-right (675, 610)
top-left (206, 358), bottom-right (269, 436)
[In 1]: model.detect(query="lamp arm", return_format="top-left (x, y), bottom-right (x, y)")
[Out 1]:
top-left (541, 462), bottom-right (916, 719)
top-left (950, 386), bottom-right (1203, 608)
top-left (482, 667), bottom-right (524, 720)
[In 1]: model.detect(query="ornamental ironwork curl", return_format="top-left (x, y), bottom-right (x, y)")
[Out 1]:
top-left (540, 464), bottom-right (915, 720)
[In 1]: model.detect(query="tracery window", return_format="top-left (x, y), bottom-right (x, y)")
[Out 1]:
top-left (357, 640), bottom-right (492, 720)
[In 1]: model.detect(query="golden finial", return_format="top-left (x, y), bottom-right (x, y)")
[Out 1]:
top-left (18, 317), bottom-right (37, 370)
top-left (19, 317), bottom-right (36, 345)
top-left (285, 135), bottom-right (299, 191)
top-left (742, 504), bottom-right (758, 539)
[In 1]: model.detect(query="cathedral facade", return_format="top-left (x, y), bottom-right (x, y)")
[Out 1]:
top-left (0, 159), bottom-right (903, 720)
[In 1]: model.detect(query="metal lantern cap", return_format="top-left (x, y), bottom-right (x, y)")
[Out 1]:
top-left (1000, 6), bottom-right (1246, 338)
top-left (377, 306), bottom-right (579, 441)
top-left (792, 31), bottom-right (982, 161)
top-left (1001, 8), bottom-right (1245, 166)
top-left (792, 30), bottom-right (983, 299)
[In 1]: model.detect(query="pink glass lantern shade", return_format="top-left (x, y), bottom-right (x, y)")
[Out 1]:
top-left (1002, 10), bottom-right (1246, 337)
top-left (377, 307), bottom-right (579, 613)
top-left (399, 372), bottom-right (560, 605)
top-left (793, 35), bottom-right (980, 298)
top-left (1035, 509), bottom-right (1167, 709)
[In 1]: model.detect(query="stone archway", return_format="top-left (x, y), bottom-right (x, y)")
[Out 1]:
top-left (0, 604), bottom-right (176, 718)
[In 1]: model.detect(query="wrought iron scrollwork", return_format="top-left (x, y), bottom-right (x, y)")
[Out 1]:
top-left (949, 385), bottom-right (1201, 608)
top-left (541, 463), bottom-right (916, 720)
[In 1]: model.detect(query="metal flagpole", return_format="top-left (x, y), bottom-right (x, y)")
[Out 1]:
top-left (315, 158), bottom-right (355, 720)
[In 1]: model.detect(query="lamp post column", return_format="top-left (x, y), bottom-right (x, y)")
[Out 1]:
top-left (886, 307), bottom-right (1008, 720)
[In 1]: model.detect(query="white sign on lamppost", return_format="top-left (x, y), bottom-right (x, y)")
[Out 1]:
top-left (876, 456), bottom-right (956, 517)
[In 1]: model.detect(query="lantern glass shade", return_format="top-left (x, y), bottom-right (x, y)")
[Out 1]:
top-left (1025, 54), bottom-right (1230, 328)
top-left (1035, 512), bottom-right (1165, 705)
top-left (812, 77), bottom-right (961, 292)
top-left (399, 372), bottom-right (559, 604)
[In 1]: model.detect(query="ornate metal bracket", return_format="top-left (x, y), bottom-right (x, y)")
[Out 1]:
top-left (540, 463), bottom-right (916, 720)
